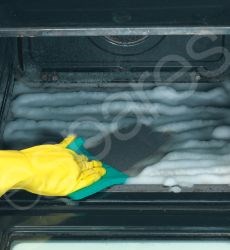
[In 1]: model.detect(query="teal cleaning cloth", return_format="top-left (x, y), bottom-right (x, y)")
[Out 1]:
top-left (67, 137), bottom-right (128, 200)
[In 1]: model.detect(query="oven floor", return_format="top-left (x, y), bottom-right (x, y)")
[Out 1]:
top-left (2, 79), bottom-right (230, 191)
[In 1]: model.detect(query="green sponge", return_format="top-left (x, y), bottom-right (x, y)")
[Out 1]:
top-left (67, 137), bottom-right (128, 200)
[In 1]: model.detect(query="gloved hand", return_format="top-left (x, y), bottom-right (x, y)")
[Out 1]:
top-left (0, 136), bottom-right (106, 197)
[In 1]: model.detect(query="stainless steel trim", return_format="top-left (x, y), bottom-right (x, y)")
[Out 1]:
top-left (0, 27), bottom-right (230, 37)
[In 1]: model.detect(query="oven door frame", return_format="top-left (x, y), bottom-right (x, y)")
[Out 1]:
top-left (1, 190), bottom-right (230, 249)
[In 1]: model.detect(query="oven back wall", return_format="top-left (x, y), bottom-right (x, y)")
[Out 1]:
top-left (26, 36), bottom-right (226, 72)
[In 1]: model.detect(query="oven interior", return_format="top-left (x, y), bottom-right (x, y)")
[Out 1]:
top-left (1, 0), bottom-right (230, 248)
top-left (0, 35), bottom-right (230, 200)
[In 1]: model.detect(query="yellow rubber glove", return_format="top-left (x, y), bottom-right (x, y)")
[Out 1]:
top-left (0, 136), bottom-right (106, 197)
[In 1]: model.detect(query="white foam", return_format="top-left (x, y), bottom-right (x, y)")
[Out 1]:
top-left (212, 126), bottom-right (230, 140)
top-left (127, 174), bottom-right (230, 187)
top-left (12, 86), bottom-right (230, 107)
top-left (5, 82), bottom-right (230, 190)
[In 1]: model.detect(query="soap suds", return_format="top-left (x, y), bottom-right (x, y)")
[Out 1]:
top-left (213, 126), bottom-right (230, 140)
top-left (3, 82), bottom-right (230, 190)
